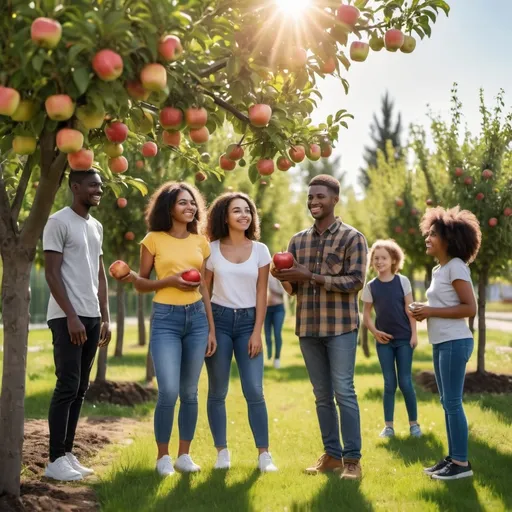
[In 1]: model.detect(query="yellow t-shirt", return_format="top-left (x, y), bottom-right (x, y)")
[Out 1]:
top-left (140, 231), bottom-right (210, 305)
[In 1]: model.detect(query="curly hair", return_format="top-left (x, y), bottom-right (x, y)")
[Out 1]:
top-left (145, 181), bottom-right (206, 234)
top-left (207, 192), bottom-right (260, 242)
top-left (420, 206), bottom-right (481, 263)
top-left (369, 239), bottom-right (405, 274)
top-left (309, 174), bottom-right (340, 195)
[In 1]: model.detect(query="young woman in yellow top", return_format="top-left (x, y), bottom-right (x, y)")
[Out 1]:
top-left (123, 182), bottom-right (215, 477)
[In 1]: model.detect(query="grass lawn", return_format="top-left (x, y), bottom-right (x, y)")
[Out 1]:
top-left (1, 323), bottom-right (512, 511)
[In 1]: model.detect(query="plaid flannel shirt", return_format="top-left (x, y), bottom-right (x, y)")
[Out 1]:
top-left (288, 218), bottom-right (368, 338)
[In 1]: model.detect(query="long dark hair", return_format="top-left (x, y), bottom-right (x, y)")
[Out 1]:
top-left (207, 192), bottom-right (260, 242)
top-left (145, 181), bottom-right (206, 234)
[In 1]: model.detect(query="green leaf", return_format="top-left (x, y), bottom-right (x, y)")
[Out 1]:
top-left (32, 54), bottom-right (44, 73)
top-left (73, 68), bottom-right (91, 96)
top-left (124, 178), bottom-right (148, 196)
top-left (248, 164), bottom-right (259, 184)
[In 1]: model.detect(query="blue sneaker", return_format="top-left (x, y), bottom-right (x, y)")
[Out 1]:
top-left (379, 426), bottom-right (395, 438)
top-left (410, 424), bottom-right (423, 437)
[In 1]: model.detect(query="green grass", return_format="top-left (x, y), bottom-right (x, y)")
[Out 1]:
top-left (1, 324), bottom-right (512, 511)
top-left (485, 301), bottom-right (512, 313)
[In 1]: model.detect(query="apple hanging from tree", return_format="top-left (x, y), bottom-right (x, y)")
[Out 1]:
top-left (109, 156), bottom-right (129, 174)
top-left (395, 198), bottom-right (404, 207)
top-left (117, 198), bottom-right (128, 208)
top-left (56, 128), bottom-right (84, 153)
top-left (321, 143), bottom-right (333, 158)
top-left (226, 144), bottom-right (244, 161)
top-left (476, 192), bottom-right (485, 201)
top-left (488, 218), bottom-right (498, 227)
top-left (76, 106), bottom-right (105, 129)
top-left (273, 252), bottom-right (294, 270)
top-left (136, 160), bottom-right (145, 169)
top-left (124, 231), bottom-right (135, 241)
top-left (394, 226), bottom-right (403, 234)
top-left (257, 159), bottom-right (274, 176)
top-left (350, 42), bottom-right (369, 62)
top-left (160, 107), bottom-right (184, 130)
top-left (68, 149), bottom-right (94, 170)
top-left (162, 130), bottom-right (181, 147)
top-left (482, 169), bottom-right (493, 180)
top-left (31, 17), bottom-right (62, 49)
top-left (11, 100), bottom-right (36, 122)
top-left (182, 269), bottom-right (201, 282)
top-left (185, 107), bottom-right (208, 129)
top-left (0, 86), bottom-right (20, 117)
top-left (288, 47), bottom-right (308, 69)
top-left (307, 144), bottom-right (321, 161)
top-left (277, 156), bottom-right (292, 171)
top-left (109, 260), bottom-right (131, 280)
top-left (92, 49), bottom-right (124, 81)
top-left (336, 5), bottom-right (360, 31)
top-left (400, 35), bottom-right (416, 53)
top-left (454, 167), bottom-right (464, 177)
top-left (195, 171), bottom-right (207, 182)
top-left (249, 104), bottom-right (272, 128)
top-left (105, 121), bottom-right (128, 143)
top-left (140, 63), bottom-right (167, 91)
top-left (289, 145), bottom-right (306, 163)
top-left (369, 35), bottom-right (384, 51)
top-left (142, 141), bottom-right (158, 157)
top-left (158, 34), bottom-right (183, 61)
top-left (219, 154), bottom-right (236, 171)
top-left (103, 142), bottom-right (124, 157)
top-left (45, 94), bottom-right (75, 121)
top-left (464, 177), bottom-right (473, 185)
top-left (126, 80), bottom-right (150, 101)
top-left (189, 126), bottom-right (210, 144)
top-left (321, 56), bottom-right (336, 74)
top-left (384, 29), bottom-right (405, 51)
top-left (426, 198), bottom-right (433, 206)
top-left (12, 136), bottom-right (37, 155)
top-left (503, 207), bottom-right (512, 217)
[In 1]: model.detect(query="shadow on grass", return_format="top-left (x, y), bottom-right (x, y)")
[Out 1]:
top-left (465, 393), bottom-right (512, 426)
top-left (96, 466), bottom-right (260, 512)
top-left (291, 475), bottom-right (373, 512)
top-left (264, 364), bottom-right (310, 382)
top-left (418, 478), bottom-right (486, 512)
top-left (381, 432), bottom-right (444, 466)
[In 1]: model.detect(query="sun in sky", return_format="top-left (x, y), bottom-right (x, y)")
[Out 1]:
top-left (275, 0), bottom-right (311, 18)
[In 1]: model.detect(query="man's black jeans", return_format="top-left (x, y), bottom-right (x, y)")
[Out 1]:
top-left (48, 316), bottom-right (100, 461)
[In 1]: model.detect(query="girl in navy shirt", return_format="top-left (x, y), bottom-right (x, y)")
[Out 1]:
top-left (362, 239), bottom-right (421, 438)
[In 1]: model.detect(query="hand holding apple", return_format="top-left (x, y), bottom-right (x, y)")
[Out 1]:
top-left (109, 260), bottom-right (131, 280)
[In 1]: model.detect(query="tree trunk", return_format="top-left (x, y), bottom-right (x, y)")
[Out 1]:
top-left (137, 293), bottom-right (146, 346)
top-left (476, 267), bottom-right (488, 374)
top-left (95, 346), bottom-right (108, 382)
top-left (114, 279), bottom-right (125, 357)
top-left (360, 324), bottom-right (370, 358)
top-left (0, 251), bottom-right (32, 497)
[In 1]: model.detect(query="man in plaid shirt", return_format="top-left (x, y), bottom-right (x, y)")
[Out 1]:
top-left (272, 174), bottom-right (367, 480)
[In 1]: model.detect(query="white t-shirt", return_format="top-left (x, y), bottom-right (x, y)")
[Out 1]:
top-left (426, 257), bottom-right (473, 344)
top-left (43, 207), bottom-right (103, 321)
top-left (206, 240), bottom-right (271, 308)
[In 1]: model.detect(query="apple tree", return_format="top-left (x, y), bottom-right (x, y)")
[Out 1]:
top-left (0, 0), bottom-right (449, 496)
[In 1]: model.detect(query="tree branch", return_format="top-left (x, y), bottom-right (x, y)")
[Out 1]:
top-left (20, 134), bottom-right (67, 248)
top-left (10, 155), bottom-right (34, 228)
top-left (198, 59), bottom-right (228, 78)
top-left (200, 88), bottom-right (250, 124)
top-left (0, 163), bottom-right (14, 243)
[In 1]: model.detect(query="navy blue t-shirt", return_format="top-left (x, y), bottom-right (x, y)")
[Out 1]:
top-left (361, 274), bottom-right (412, 340)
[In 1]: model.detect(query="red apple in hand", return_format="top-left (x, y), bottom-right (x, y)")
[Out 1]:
top-left (182, 269), bottom-right (201, 282)
top-left (109, 260), bottom-right (131, 280)
top-left (273, 252), bottom-right (294, 270)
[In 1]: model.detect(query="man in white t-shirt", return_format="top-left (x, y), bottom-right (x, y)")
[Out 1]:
top-left (42, 169), bottom-right (111, 482)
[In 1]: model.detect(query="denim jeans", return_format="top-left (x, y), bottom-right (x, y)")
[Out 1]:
top-left (264, 304), bottom-right (285, 360)
top-left (432, 337), bottom-right (473, 462)
top-left (300, 330), bottom-right (361, 460)
top-left (48, 316), bottom-right (100, 461)
top-left (206, 304), bottom-right (269, 448)
top-left (150, 300), bottom-right (208, 444)
top-left (376, 339), bottom-right (418, 423)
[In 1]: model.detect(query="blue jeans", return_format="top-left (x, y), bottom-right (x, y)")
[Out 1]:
top-left (206, 304), bottom-right (269, 448)
top-left (264, 304), bottom-right (285, 360)
top-left (376, 339), bottom-right (418, 422)
top-left (150, 301), bottom-right (208, 444)
top-left (432, 337), bottom-right (473, 462)
top-left (300, 331), bottom-right (361, 460)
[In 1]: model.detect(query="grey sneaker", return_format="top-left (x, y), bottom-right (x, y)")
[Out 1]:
top-left (410, 424), bottom-right (423, 437)
top-left (379, 426), bottom-right (395, 438)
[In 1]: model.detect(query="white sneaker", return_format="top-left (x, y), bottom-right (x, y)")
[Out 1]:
top-left (174, 454), bottom-right (201, 473)
top-left (45, 455), bottom-right (83, 481)
top-left (156, 455), bottom-right (175, 477)
top-left (273, 359), bottom-right (281, 369)
top-left (258, 452), bottom-right (278, 472)
top-left (66, 452), bottom-right (94, 477)
top-left (214, 448), bottom-right (231, 469)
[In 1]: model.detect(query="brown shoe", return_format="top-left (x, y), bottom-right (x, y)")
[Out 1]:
top-left (305, 453), bottom-right (344, 475)
top-left (340, 459), bottom-right (362, 480)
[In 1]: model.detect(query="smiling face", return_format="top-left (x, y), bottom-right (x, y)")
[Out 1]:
top-left (372, 247), bottom-right (394, 275)
top-left (307, 184), bottom-right (338, 221)
top-left (171, 189), bottom-right (198, 225)
top-left (72, 172), bottom-right (103, 208)
top-left (425, 223), bottom-right (448, 260)
top-left (226, 197), bottom-right (252, 234)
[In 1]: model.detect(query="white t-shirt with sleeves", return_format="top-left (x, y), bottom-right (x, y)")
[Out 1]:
top-left (206, 240), bottom-right (271, 308)
top-left (426, 257), bottom-right (474, 344)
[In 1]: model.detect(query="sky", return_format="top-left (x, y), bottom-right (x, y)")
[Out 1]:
top-left (310, 0), bottom-right (512, 194)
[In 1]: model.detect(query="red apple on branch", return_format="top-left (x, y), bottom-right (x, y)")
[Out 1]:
top-left (307, 144), bottom-right (321, 161)
top-left (124, 232), bottom-right (135, 241)
top-left (158, 35), bottom-right (183, 61)
top-left (336, 5), bottom-right (360, 31)
top-left (140, 63), bottom-right (167, 91)
top-left (142, 141), bottom-right (158, 157)
top-left (0, 86), bottom-right (20, 117)
top-left (31, 18), bottom-right (62, 49)
top-left (289, 145), bottom-right (306, 163)
top-left (257, 159), bottom-right (274, 176)
top-left (12, 136), bottom-right (37, 155)
top-left (454, 167), bottom-right (464, 177)
top-left (105, 122), bottom-right (128, 143)
top-left (68, 149), bottom-right (94, 171)
top-left (109, 260), bottom-right (131, 280)
top-left (482, 169), bottom-right (493, 180)
top-left (103, 142), bottom-right (124, 158)
top-left (350, 42), bottom-right (369, 62)
top-left (395, 198), bottom-right (404, 207)
top-left (189, 126), bottom-right (210, 144)
top-left (226, 144), bottom-right (244, 161)
top-left (185, 107), bottom-right (208, 129)
top-left (273, 252), bottom-right (294, 270)
top-left (321, 56), bottom-right (336, 74)
top-left (76, 106), bottom-right (105, 129)
top-left (56, 128), bottom-right (84, 153)
top-left (160, 107), bottom-right (184, 130)
top-left (321, 144), bottom-right (333, 158)
top-left (488, 218), bottom-right (498, 227)
top-left (117, 198), bottom-right (127, 208)
top-left (45, 94), bottom-right (75, 121)
top-left (384, 29), bottom-right (405, 52)
top-left (503, 207), bottom-right (512, 217)
top-left (195, 171), bottom-right (207, 182)
top-left (109, 156), bottom-right (128, 174)
top-left (277, 156), bottom-right (292, 171)
top-left (219, 154), bottom-right (236, 171)
top-left (162, 130), bottom-right (181, 147)
top-left (464, 177), bottom-right (473, 186)
top-left (249, 104), bottom-right (272, 128)
top-left (92, 49), bottom-right (124, 81)
top-left (476, 192), bottom-right (485, 201)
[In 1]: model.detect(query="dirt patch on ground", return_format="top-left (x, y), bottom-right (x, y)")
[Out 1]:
top-left (85, 380), bottom-right (157, 406)
top-left (0, 417), bottom-right (142, 511)
top-left (416, 370), bottom-right (512, 394)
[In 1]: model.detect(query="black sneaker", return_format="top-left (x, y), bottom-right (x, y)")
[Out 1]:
top-left (431, 461), bottom-right (473, 480)
top-left (423, 457), bottom-right (451, 475)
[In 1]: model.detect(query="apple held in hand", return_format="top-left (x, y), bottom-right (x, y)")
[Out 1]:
top-left (273, 252), bottom-right (294, 270)
top-left (182, 269), bottom-right (201, 282)
top-left (109, 260), bottom-right (131, 280)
